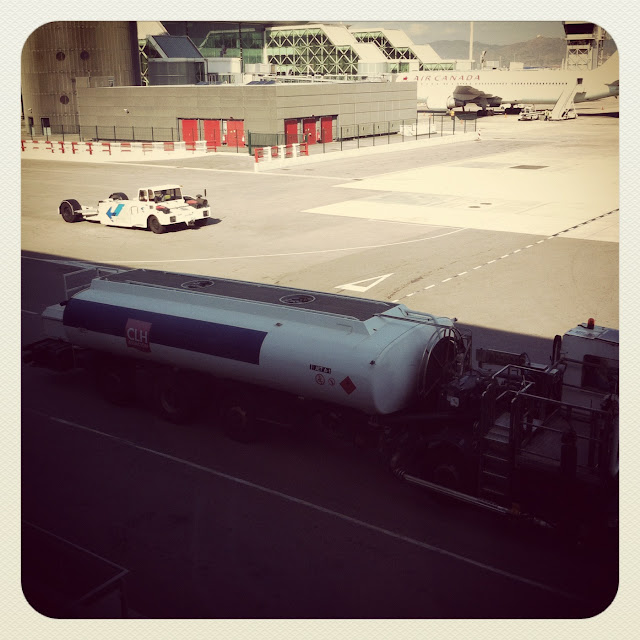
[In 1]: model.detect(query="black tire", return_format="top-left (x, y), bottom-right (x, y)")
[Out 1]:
top-left (95, 359), bottom-right (136, 406)
top-left (109, 192), bottom-right (128, 200)
top-left (148, 215), bottom-right (166, 234)
top-left (431, 457), bottom-right (465, 492)
top-left (59, 199), bottom-right (82, 223)
top-left (154, 375), bottom-right (198, 424)
top-left (221, 401), bottom-right (257, 443)
top-left (423, 446), bottom-right (471, 504)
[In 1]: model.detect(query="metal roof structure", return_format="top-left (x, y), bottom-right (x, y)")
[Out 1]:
top-left (266, 23), bottom-right (387, 77)
top-left (148, 35), bottom-right (203, 59)
top-left (350, 27), bottom-right (458, 71)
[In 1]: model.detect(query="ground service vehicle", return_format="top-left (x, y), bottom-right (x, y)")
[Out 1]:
top-left (518, 106), bottom-right (540, 121)
top-left (58, 185), bottom-right (211, 233)
top-left (24, 266), bottom-right (619, 538)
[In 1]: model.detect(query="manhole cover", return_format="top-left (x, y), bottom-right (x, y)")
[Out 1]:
top-left (279, 294), bottom-right (316, 305)
top-left (181, 279), bottom-right (215, 290)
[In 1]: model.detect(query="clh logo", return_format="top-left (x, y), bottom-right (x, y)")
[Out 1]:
top-left (126, 318), bottom-right (152, 352)
top-left (106, 203), bottom-right (125, 220)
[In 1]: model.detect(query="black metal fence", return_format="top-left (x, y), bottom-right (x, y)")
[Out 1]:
top-left (246, 114), bottom-right (477, 155)
top-left (22, 113), bottom-right (478, 154)
top-left (22, 124), bottom-right (180, 143)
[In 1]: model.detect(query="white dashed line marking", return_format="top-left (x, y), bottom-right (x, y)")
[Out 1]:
top-left (391, 209), bottom-right (618, 304)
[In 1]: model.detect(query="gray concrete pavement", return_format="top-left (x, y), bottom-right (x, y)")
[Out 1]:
top-left (21, 96), bottom-right (619, 351)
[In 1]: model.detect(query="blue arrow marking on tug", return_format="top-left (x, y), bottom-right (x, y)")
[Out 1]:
top-left (106, 203), bottom-right (125, 220)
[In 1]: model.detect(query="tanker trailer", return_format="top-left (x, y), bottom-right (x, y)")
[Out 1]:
top-left (28, 267), bottom-right (468, 440)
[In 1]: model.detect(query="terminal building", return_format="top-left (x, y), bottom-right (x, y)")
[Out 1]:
top-left (21, 20), bottom-right (613, 145)
top-left (22, 21), bottom-right (424, 146)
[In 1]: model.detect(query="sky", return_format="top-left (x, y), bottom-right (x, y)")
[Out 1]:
top-left (338, 21), bottom-right (567, 46)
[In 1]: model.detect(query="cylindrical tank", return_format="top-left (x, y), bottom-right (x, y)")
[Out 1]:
top-left (21, 21), bottom-right (140, 135)
top-left (57, 273), bottom-right (456, 415)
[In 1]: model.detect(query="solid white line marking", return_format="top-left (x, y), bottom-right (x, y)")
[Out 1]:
top-left (25, 408), bottom-right (583, 603)
top-left (101, 228), bottom-right (467, 264)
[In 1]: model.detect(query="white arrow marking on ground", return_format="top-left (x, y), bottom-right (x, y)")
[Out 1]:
top-left (335, 273), bottom-right (394, 293)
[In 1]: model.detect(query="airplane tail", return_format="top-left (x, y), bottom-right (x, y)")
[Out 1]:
top-left (592, 50), bottom-right (619, 84)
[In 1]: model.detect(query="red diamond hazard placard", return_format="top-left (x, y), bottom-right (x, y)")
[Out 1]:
top-left (340, 376), bottom-right (356, 395)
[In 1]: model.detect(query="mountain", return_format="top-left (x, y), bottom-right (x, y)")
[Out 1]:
top-left (427, 37), bottom-right (617, 69)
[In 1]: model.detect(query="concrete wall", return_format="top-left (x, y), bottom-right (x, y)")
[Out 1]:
top-left (76, 81), bottom-right (417, 139)
top-left (21, 21), bottom-right (139, 132)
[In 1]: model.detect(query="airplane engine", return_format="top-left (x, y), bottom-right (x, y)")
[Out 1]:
top-left (425, 93), bottom-right (459, 111)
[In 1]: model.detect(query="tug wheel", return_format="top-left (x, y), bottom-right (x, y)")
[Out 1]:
top-left (60, 199), bottom-right (82, 223)
top-left (148, 215), bottom-right (166, 234)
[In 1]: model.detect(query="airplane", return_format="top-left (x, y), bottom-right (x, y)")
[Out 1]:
top-left (389, 51), bottom-right (619, 112)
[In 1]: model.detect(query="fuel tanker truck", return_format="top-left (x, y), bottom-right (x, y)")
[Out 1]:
top-left (24, 266), bottom-right (619, 536)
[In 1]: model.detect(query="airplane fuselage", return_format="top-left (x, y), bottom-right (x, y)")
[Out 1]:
top-left (392, 53), bottom-right (619, 110)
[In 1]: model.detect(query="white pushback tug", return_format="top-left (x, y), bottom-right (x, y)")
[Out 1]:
top-left (59, 185), bottom-right (211, 234)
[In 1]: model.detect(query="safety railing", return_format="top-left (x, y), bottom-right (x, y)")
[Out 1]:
top-left (247, 114), bottom-right (477, 156)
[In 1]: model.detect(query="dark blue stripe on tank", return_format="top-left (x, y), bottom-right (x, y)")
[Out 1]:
top-left (63, 298), bottom-right (266, 364)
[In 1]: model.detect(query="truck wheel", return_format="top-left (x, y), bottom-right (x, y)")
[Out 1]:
top-left (431, 458), bottom-right (464, 492)
top-left (148, 215), bottom-right (166, 234)
top-left (154, 376), bottom-right (198, 424)
top-left (95, 359), bottom-right (136, 406)
top-left (60, 199), bottom-right (82, 223)
top-left (221, 402), bottom-right (257, 443)
top-left (109, 192), bottom-right (128, 200)
top-left (424, 447), bottom-right (470, 502)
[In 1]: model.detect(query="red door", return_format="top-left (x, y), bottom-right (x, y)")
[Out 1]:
top-left (181, 119), bottom-right (198, 143)
top-left (203, 120), bottom-right (221, 146)
top-left (284, 119), bottom-right (298, 144)
top-left (320, 116), bottom-right (333, 143)
top-left (227, 120), bottom-right (245, 148)
top-left (303, 118), bottom-right (317, 145)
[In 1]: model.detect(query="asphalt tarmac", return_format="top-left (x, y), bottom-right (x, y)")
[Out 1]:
top-left (17, 97), bottom-right (621, 627)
